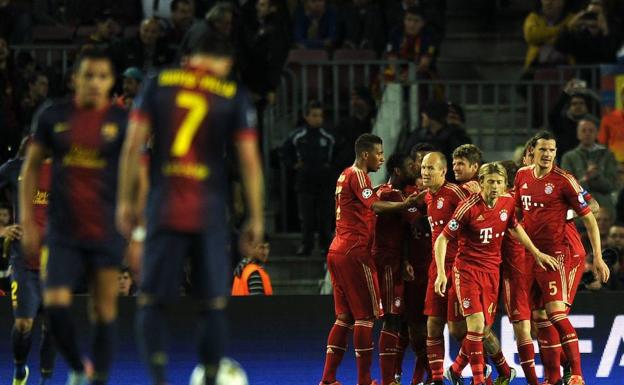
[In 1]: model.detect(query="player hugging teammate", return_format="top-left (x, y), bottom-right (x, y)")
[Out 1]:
top-left (320, 131), bottom-right (609, 385)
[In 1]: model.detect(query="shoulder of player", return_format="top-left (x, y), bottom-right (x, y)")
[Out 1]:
top-left (516, 165), bottom-right (533, 175)
top-left (348, 166), bottom-right (370, 188)
top-left (442, 182), bottom-right (469, 200)
top-left (552, 166), bottom-right (583, 190)
top-left (455, 194), bottom-right (481, 219)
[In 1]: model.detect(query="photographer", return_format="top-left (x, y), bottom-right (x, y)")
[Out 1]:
top-left (554, 0), bottom-right (619, 64)
top-left (580, 248), bottom-right (619, 291)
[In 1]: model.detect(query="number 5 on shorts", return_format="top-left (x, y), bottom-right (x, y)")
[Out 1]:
top-left (549, 281), bottom-right (558, 296)
top-left (171, 91), bottom-right (208, 157)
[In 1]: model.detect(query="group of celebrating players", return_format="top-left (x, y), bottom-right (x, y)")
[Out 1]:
top-left (320, 132), bottom-right (611, 385)
top-left (4, 32), bottom-right (264, 385)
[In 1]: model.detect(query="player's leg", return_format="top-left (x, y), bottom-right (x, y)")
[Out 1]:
top-left (190, 230), bottom-right (231, 385)
top-left (321, 252), bottom-right (353, 385)
top-left (12, 317), bottom-right (34, 384)
top-left (544, 300), bottom-right (583, 384)
top-left (462, 313), bottom-right (487, 385)
top-left (533, 308), bottom-right (562, 384)
top-left (39, 314), bottom-right (56, 385)
top-left (446, 274), bottom-right (470, 378)
top-left (89, 267), bottom-right (120, 385)
top-left (408, 320), bottom-right (429, 385)
top-left (137, 230), bottom-right (189, 385)
top-left (426, 316), bottom-right (446, 385)
top-left (378, 263), bottom-right (404, 385)
top-left (380, 313), bottom-right (401, 385)
top-left (512, 320), bottom-right (539, 385)
top-left (393, 321), bottom-right (409, 383)
top-left (404, 273), bottom-right (429, 385)
top-left (42, 243), bottom-right (87, 378)
top-left (483, 328), bottom-right (514, 384)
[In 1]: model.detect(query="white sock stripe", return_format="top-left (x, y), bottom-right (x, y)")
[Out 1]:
top-left (520, 359), bottom-right (535, 365)
top-left (428, 359), bottom-right (444, 364)
top-left (518, 340), bottom-right (534, 347)
top-left (355, 347), bottom-right (374, 352)
top-left (335, 320), bottom-right (354, 329)
top-left (327, 345), bottom-right (347, 351)
top-left (541, 344), bottom-right (562, 348)
top-left (379, 352), bottom-right (398, 356)
top-left (381, 330), bottom-right (399, 337)
top-left (354, 321), bottom-right (374, 328)
top-left (561, 338), bottom-right (579, 345)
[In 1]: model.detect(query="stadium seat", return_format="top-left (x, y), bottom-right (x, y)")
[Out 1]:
top-left (32, 25), bottom-right (74, 43)
top-left (286, 49), bottom-right (329, 104)
top-left (332, 49), bottom-right (378, 100)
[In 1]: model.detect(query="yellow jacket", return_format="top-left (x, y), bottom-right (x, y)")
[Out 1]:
top-left (523, 12), bottom-right (575, 69)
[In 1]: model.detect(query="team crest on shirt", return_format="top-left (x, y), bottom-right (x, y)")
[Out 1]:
top-left (394, 297), bottom-right (402, 309)
top-left (544, 183), bottom-right (555, 194)
top-left (448, 219), bottom-right (459, 231)
top-left (101, 123), bottom-right (119, 142)
top-left (499, 209), bottom-right (508, 221)
top-left (408, 207), bottom-right (417, 212)
top-left (462, 298), bottom-right (471, 309)
top-left (436, 197), bottom-right (444, 209)
top-left (362, 188), bottom-right (373, 199)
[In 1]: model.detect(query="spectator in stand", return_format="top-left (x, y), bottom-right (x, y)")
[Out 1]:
top-left (84, 10), bottom-right (116, 49)
top-left (554, 0), bottom-right (619, 64)
top-left (118, 267), bottom-right (136, 296)
top-left (385, 0), bottom-right (445, 46)
top-left (598, 83), bottom-right (624, 162)
top-left (0, 37), bottom-right (20, 163)
top-left (446, 101), bottom-right (466, 130)
top-left (616, 163), bottom-right (624, 223)
top-left (19, 72), bottom-right (49, 131)
top-left (0, 0), bottom-right (32, 43)
top-left (332, 86), bottom-right (376, 175)
top-left (231, 238), bottom-right (273, 296)
top-left (594, 206), bottom-right (614, 247)
top-left (404, 100), bottom-right (471, 176)
top-left (336, 0), bottom-right (385, 54)
top-left (387, 6), bottom-right (437, 78)
top-left (549, 79), bottom-right (599, 158)
top-left (114, 67), bottom-right (143, 109)
top-left (606, 223), bottom-right (624, 289)
top-left (293, 0), bottom-right (337, 50)
top-left (281, 100), bottom-right (335, 256)
top-left (111, 17), bottom-right (174, 71)
top-left (561, 117), bottom-right (618, 215)
top-left (163, 0), bottom-right (197, 46)
top-left (240, 0), bottom-right (290, 106)
top-left (523, 0), bottom-right (574, 74)
top-left (178, 2), bottom-right (235, 58)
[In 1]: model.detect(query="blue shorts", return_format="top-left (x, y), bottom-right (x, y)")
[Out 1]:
top-left (43, 237), bottom-right (124, 289)
top-left (140, 228), bottom-right (229, 300)
top-left (11, 257), bottom-right (42, 319)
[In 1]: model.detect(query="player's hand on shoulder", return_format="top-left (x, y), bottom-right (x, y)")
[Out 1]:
top-left (434, 272), bottom-right (447, 297)
top-left (534, 251), bottom-right (558, 271)
top-left (462, 180), bottom-right (481, 194)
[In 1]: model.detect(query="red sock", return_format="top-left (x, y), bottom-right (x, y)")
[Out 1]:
top-left (488, 350), bottom-right (511, 378)
top-left (451, 345), bottom-right (469, 375)
top-left (412, 335), bottom-right (429, 385)
top-left (464, 332), bottom-right (485, 384)
top-left (517, 339), bottom-right (539, 385)
top-left (321, 320), bottom-right (353, 383)
top-left (426, 336), bottom-right (445, 381)
top-left (379, 330), bottom-right (399, 385)
top-left (394, 332), bottom-right (409, 378)
top-left (550, 311), bottom-right (582, 377)
top-left (354, 320), bottom-right (374, 385)
top-left (560, 349), bottom-right (569, 368)
top-left (535, 318), bottom-right (562, 384)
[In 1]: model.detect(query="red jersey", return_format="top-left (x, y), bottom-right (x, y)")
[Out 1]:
top-left (502, 190), bottom-right (532, 274)
top-left (443, 193), bottom-right (518, 272)
top-left (330, 166), bottom-right (379, 253)
top-left (405, 184), bottom-right (432, 269)
top-left (425, 181), bottom-right (468, 266)
top-left (514, 165), bottom-right (590, 255)
top-left (372, 184), bottom-right (408, 260)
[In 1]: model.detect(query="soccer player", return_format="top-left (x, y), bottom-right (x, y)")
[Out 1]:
top-left (434, 162), bottom-right (556, 385)
top-left (319, 134), bottom-right (421, 385)
top-left (419, 152), bottom-right (469, 385)
top-left (116, 32), bottom-right (264, 385)
top-left (450, 144), bottom-right (516, 385)
top-left (372, 152), bottom-right (419, 385)
top-left (514, 131), bottom-right (610, 385)
top-left (0, 137), bottom-right (56, 385)
top-left (20, 49), bottom-right (128, 385)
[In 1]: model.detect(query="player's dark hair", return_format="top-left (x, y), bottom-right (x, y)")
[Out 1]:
top-left (73, 48), bottom-right (115, 74)
top-left (304, 100), bottom-right (323, 116)
top-left (191, 30), bottom-right (234, 57)
top-left (386, 152), bottom-right (409, 175)
top-left (171, 0), bottom-right (192, 12)
top-left (409, 142), bottom-right (436, 159)
top-left (498, 160), bottom-right (518, 188)
top-left (355, 134), bottom-right (382, 156)
top-left (531, 130), bottom-right (557, 145)
top-left (452, 144), bottom-right (483, 166)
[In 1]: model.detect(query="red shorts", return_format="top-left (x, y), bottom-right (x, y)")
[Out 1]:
top-left (453, 266), bottom-right (499, 326)
top-left (377, 259), bottom-right (404, 315)
top-left (328, 248), bottom-right (383, 320)
top-left (533, 250), bottom-right (572, 306)
top-left (404, 262), bottom-right (429, 323)
top-left (424, 261), bottom-right (463, 322)
top-left (502, 268), bottom-right (533, 322)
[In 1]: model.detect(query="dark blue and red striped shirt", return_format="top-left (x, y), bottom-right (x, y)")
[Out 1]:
top-left (131, 65), bottom-right (257, 232)
top-left (32, 99), bottom-right (128, 242)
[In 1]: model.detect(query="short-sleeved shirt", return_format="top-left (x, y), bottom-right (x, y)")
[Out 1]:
top-left (131, 66), bottom-right (257, 232)
top-left (0, 158), bottom-right (51, 269)
top-left (32, 99), bottom-right (128, 242)
top-left (424, 181), bottom-right (468, 267)
top-left (330, 166), bottom-right (379, 253)
top-left (514, 165), bottom-right (590, 255)
top-left (443, 193), bottom-right (518, 272)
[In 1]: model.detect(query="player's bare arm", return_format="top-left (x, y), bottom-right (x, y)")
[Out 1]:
top-left (371, 190), bottom-right (425, 214)
top-left (433, 233), bottom-right (449, 297)
top-left (18, 141), bottom-right (46, 258)
top-left (508, 223), bottom-right (557, 271)
top-left (580, 211), bottom-right (610, 283)
top-left (236, 139), bottom-right (265, 257)
top-left (117, 116), bottom-right (150, 238)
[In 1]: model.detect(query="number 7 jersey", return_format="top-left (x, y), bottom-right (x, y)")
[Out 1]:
top-left (131, 66), bottom-right (257, 232)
